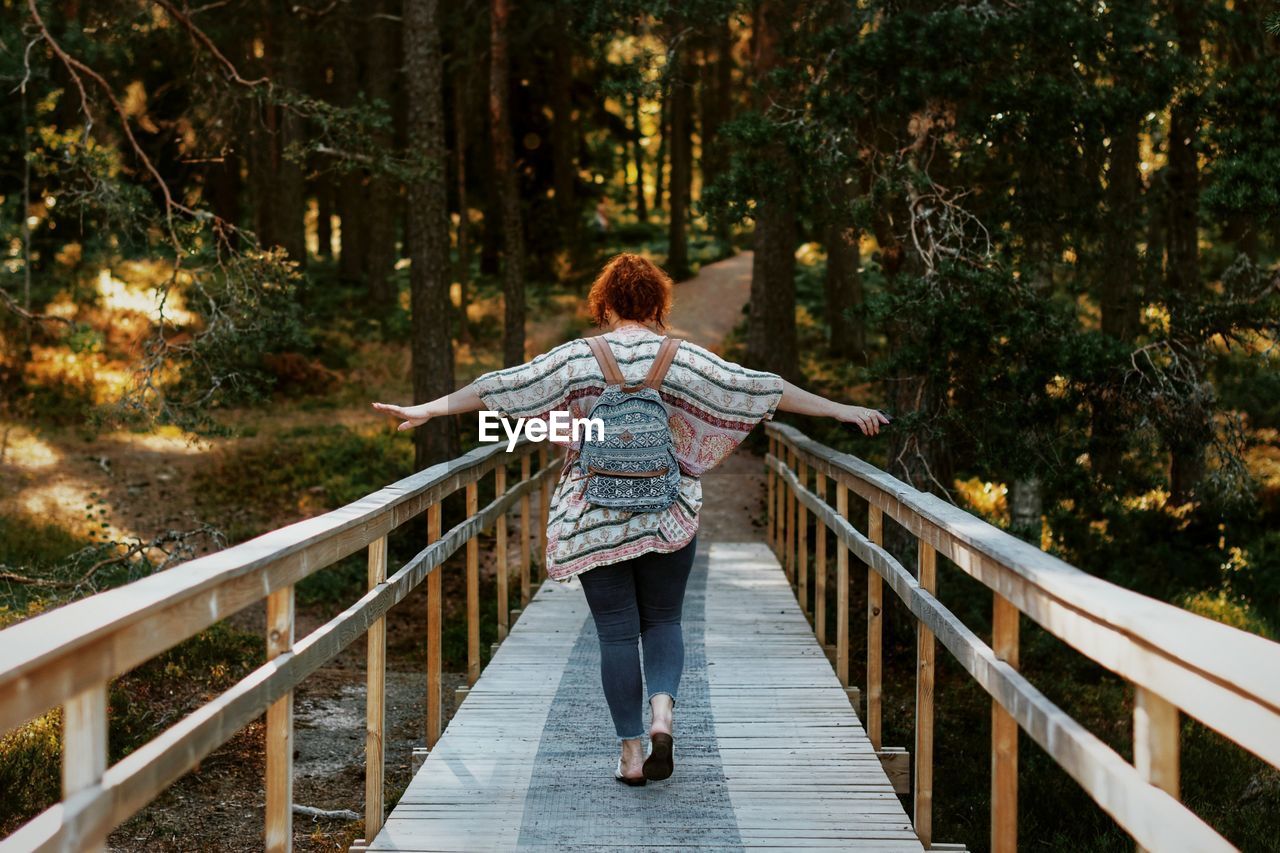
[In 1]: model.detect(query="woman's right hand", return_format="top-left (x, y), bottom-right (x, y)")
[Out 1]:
top-left (837, 405), bottom-right (891, 436)
top-left (372, 401), bottom-right (432, 432)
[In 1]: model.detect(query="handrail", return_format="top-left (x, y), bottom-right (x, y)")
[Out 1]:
top-left (765, 422), bottom-right (1280, 852)
top-left (0, 438), bottom-right (561, 853)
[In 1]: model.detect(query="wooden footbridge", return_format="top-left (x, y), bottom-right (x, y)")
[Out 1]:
top-left (2, 424), bottom-right (1279, 852)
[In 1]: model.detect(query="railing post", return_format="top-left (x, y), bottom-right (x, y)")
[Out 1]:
top-left (466, 480), bottom-right (480, 685)
top-left (991, 592), bottom-right (1019, 853)
top-left (867, 505), bottom-right (883, 749)
top-left (767, 433), bottom-right (777, 551)
top-left (786, 445), bottom-right (797, 583)
top-left (265, 583), bottom-right (295, 853)
top-left (797, 456), bottom-right (809, 616)
top-left (538, 447), bottom-right (550, 581)
top-left (775, 443), bottom-right (786, 563)
top-left (62, 684), bottom-right (107, 853)
top-left (836, 479), bottom-right (849, 687)
top-left (364, 536), bottom-right (388, 840)
top-left (496, 464), bottom-right (509, 642)
top-left (426, 503), bottom-right (443, 747)
top-left (814, 471), bottom-right (827, 645)
top-left (915, 541), bottom-right (937, 848)
top-left (1134, 686), bottom-right (1180, 853)
top-left (520, 452), bottom-right (532, 606)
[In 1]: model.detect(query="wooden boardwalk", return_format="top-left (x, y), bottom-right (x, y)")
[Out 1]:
top-left (367, 542), bottom-right (922, 852)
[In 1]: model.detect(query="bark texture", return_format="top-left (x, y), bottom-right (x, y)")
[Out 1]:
top-left (404, 0), bottom-right (459, 466)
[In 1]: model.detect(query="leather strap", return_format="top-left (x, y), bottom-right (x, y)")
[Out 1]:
top-left (586, 334), bottom-right (683, 393)
top-left (586, 336), bottom-right (625, 386)
top-left (643, 337), bottom-right (682, 390)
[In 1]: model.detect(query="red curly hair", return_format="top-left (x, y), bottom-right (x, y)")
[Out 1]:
top-left (587, 253), bottom-right (674, 329)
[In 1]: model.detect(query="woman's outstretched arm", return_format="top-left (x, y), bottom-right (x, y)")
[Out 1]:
top-left (776, 379), bottom-right (891, 436)
top-left (372, 383), bottom-right (484, 432)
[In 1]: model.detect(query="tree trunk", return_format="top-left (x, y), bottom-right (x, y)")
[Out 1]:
top-left (1166, 0), bottom-right (1207, 503)
top-left (272, 1), bottom-right (307, 264)
top-left (654, 81), bottom-right (670, 215)
top-left (550, 15), bottom-right (577, 250)
top-left (700, 19), bottom-right (733, 197)
top-left (823, 221), bottom-right (864, 359)
top-left (666, 28), bottom-right (693, 280)
top-left (490, 0), bottom-right (525, 365)
top-left (1090, 118), bottom-right (1142, 484)
top-left (365, 0), bottom-right (401, 319)
top-left (630, 92), bottom-right (648, 223)
top-left (745, 0), bottom-right (798, 380)
top-left (454, 66), bottom-right (472, 343)
top-left (333, 36), bottom-right (368, 283)
top-left (479, 103), bottom-right (502, 276)
top-left (404, 0), bottom-right (459, 467)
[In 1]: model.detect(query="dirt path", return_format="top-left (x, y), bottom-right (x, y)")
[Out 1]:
top-left (665, 250), bottom-right (753, 353)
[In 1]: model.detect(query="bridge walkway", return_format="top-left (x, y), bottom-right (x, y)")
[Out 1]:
top-left (366, 542), bottom-right (922, 852)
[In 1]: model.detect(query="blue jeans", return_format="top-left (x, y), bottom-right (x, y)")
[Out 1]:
top-left (578, 537), bottom-right (698, 740)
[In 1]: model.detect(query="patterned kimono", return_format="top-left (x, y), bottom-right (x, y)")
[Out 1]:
top-left (472, 326), bottom-right (784, 581)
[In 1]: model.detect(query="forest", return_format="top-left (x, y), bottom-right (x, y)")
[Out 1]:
top-left (1, 0), bottom-right (1279, 850)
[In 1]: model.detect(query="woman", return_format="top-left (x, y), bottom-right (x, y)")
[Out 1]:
top-left (373, 253), bottom-right (888, 786)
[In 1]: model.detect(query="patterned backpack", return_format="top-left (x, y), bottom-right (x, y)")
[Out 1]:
top-left (579, 336), bottom-right (684, 513)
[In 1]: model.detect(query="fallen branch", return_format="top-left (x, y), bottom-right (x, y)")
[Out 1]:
top-left (292, 804), bottom-right (360, 822)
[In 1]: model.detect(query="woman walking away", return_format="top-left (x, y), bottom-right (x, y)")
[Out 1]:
top-left (373, 253), bottom-right (889, 785)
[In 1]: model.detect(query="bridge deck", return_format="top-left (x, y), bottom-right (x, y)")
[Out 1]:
top-left (368, 542), bottom-right (922, 851)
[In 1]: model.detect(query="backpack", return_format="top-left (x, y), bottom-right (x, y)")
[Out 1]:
top-left (579, 335), bottom-right (684, 513)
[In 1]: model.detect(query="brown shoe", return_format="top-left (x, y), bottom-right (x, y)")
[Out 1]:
top-left (643, 733), bottom-right (674, 781)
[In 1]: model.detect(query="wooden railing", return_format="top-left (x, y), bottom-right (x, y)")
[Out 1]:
top-left (765, 422), bottom-right (1280, 852)
top-left (0, 439), bottom-right (561, 853)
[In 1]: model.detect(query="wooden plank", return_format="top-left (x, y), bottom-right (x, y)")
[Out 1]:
top-left (1134, 686), bottom-right (1180, 798)
top-left (0, 439), bottom-right (534, 735)
top-left (767, 433), bottom-right (777, 550)
top-left (265, 585), bottom-right (294, 853)
top-left (798, 457), bottom-right (809, 616)
top-left (991, 592), bottom-right (1018, 853)
top-left (520, 453), bottom-right (531, 607)
top-left (867, 505), bottom-right (884, 750)
top-left (703, 543), bottom-right (922, 852)
top-left (815, 472), bottom-right (828, 647)
top-left (836, 482), bottom-right (849, 687)
top-left (365, 536), bottom-right (388, 840)
top-left (3, 494), bottom-right (518, 853)
top-left (62, 685), bottom-right (107, 853)
top-left (537, 447), bottom-right (550, 580)
top-left (496, 465), bottom-right (509, 642)
top-left (364, 541), bottom-right (921, 852)
top-left (877, 747), bottom-right (910, 796)
top-left (915, 543), bottom-right (936, 848)
top-left (765, 422), bottom-right (1280, 771)
top-left (786, 446), bottom-right (797, 583)
top-left (426, 504), bottom-right (443, 748)
top-left (466, 481), bottom-right (480, 686)
top-left (763, 455), bottom-right (1231, 851)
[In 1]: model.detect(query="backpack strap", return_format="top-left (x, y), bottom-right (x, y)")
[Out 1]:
top-left (586, 336), bottom-right (625, 386)
top-left (643, 337), bottom-right (683, 391)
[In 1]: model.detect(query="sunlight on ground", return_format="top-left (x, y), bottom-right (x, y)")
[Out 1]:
top-left (0, 425), bottom-right (62, 470)
top-left (1, 422), bottom-right (212, 544)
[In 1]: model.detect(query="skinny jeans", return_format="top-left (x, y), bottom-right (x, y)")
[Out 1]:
top-left (577, 536), bottom-right (698, 740)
